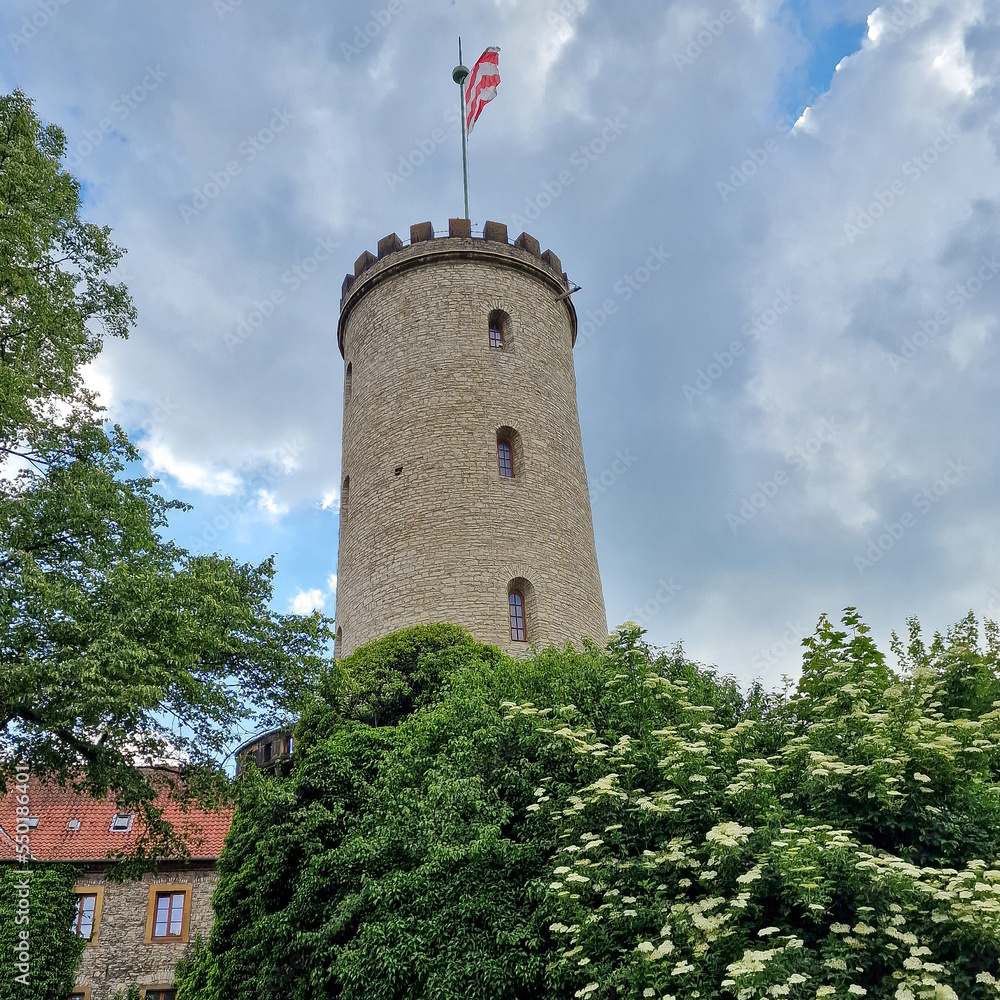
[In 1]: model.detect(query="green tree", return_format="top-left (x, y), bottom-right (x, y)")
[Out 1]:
top-left (530, 614), bottom-right (1000, 1000)
top-left (178, 626), bottom-right (619, 999)
top-left (0, 90), bottom-right (331, 864)
top-left (181, 615), bottom-right (1000, 1000)
top-left (0, 91), bottom-right (133, 466)
top-left (0, 864), bottom-right (84, 998)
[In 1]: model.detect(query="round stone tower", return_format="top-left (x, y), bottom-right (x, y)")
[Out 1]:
top-left (334, 218), bottom-right (607, 657)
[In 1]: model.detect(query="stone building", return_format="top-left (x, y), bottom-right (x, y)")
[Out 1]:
top-left (0, 776), bottom-right (231, 999)
top-left (234, 727), bottom-right (293, 776)
top-left (335, 219), bottom-right (608, 657)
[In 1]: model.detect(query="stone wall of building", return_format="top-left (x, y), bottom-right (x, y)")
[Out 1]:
top-left (72, 861), bottom-right (217, 998)
top-left (335, 221), bottom-right (608, 657)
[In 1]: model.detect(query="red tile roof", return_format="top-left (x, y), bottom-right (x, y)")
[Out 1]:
top-left (0, 775), bottom-right (233, 862)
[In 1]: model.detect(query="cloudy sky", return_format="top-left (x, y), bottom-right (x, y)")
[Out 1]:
top-left (5, 0), bottom-right (1000, 693)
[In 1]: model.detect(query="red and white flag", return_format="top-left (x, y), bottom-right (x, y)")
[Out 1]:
top-left (464, 46), bottom-right (500, 135)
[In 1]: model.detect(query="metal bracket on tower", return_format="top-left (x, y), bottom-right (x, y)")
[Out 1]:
top-left (554, 283), bottom-right (582, 302)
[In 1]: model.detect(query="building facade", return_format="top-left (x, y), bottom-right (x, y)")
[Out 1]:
top-left (335, 218), bottom-right (608, 657)
top-left (0, 776), bottom-right (231, 999)
top-left (234, 727), bottom-right (293, 776)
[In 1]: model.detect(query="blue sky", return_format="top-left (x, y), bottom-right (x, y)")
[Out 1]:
top-left (776, 9), bottom-right (869, 122)
top-left (4, 0), bottom-right (1000, 747)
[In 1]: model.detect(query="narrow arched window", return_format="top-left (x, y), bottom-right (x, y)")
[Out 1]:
top-left (488, 309), bottom-right (509, 350)
top-left (497, 439), bottom-right (513, 478)
top-left (341, 476), bottom-right (350, 519)
top-left (489, 317), bottom-right (503, 349)
top-left (345, 363), bottom-right (353, 406)
top-left (509, 590), bottom-right (526, 642)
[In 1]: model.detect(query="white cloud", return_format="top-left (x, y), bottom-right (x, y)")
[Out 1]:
top-left (0, 451), bottom-right (32, 482)
top-left (289, 588), bottom-right (326, 614)
top-left (257, 489), bottom-right (290, 520)
top-left (866, 1), bottom-right (932, 46)
top-left (933, 39), bottom-right (975, 95)
top-left (144, 441), bottom-right (241, 496)
top-left (947, 317), bottom-right (993, 369)
top-left (289, 573), bottom-right (336, 615)
top-left (81, 357), bottom-right (114, 407)
top-left (730, 0), bottom-right (1000, 531)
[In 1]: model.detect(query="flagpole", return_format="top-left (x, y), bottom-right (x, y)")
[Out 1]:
top-left (452, 37), bottom-right (471, 220)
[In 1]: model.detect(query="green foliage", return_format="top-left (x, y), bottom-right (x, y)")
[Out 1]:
top-left (0, 90), bottom-right (332, 864)
top-left (110, 988), bottom-right (142, 1000)
top-left (0, 864), bottom-right (84, 999)
top-left (0, 89), bottom-right (134, 462)
top-left (175, 939), bottom-right (216, 1000)
top-left (182, 614), bottom-right (1000, 1000)
top-left (179, 627), bottom-right (616, 999)
top-left (314, 623), bottom-right (493, 729)
top-left (528, 612), bottom-right (1000, 1000)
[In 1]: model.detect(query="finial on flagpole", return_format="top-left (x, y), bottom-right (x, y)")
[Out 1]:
top-left (453, 37), bottom-right (468, 85)
top-left (453, 36), bottom-right (471, 221)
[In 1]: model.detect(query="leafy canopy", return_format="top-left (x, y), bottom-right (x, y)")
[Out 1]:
top-left (179, 612), bottom-right (1000, 999)
top-left (0, 90), bottom-right (330, 864)
top-left (0, 92), bottom-right (133, 448)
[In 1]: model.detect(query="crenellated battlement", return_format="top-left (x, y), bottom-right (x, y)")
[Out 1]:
top-left (337, 219), bottom-right (574, 355)
top-left (340, 219), bottom-right (568, 302)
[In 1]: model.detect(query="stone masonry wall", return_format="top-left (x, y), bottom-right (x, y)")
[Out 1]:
top-left (72, 862), bottom-right (217, 998)
top-left (335, 227), bottom-right (608, 657)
